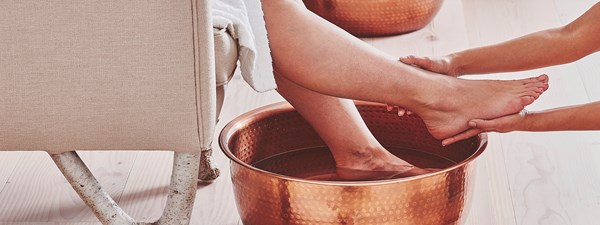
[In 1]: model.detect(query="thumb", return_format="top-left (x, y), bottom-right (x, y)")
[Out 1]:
top-left (469, 119), bottom-right (494, 131)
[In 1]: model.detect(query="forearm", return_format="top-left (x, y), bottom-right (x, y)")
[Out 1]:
top-left (518, 102), bottom-right (600, 131)
top-left (450, 29), bottom-right (582, 75)
top-left (449, 2), bottom-right (600, 76)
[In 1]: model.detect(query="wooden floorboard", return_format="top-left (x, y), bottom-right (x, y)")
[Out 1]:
top-left (0, 152), bottom-right (22, 194)
top-left (1, 0), bottom-right (599, 224)
top-left (0, 223), bottom-right (100, 225)
top-left (554, 0), bottom-right (600, 101)
top-left (462, 1), bottom-right (600, 225)
top-left (116, 151), bottom-right (172, 222)
top-left (0, 151), bottom-right (137, 223)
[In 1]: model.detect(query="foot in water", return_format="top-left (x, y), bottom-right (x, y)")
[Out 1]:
top-left (333, 166), bottom-right (438, 181)
top-left (324, 145), bottom-right (437, 181)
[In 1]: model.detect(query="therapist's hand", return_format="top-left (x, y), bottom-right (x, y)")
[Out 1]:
top-left (399, 55), bottom-right (459, 77)
top-left (441, 111), bottom-right (528, 146)
top-left (386, 104), bottom-right (412, 116)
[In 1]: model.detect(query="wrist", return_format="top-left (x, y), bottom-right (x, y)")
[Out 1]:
top-left (445, 53), bottom-right (464, 77)
top-left (515, 110), bottom-right (537, 131)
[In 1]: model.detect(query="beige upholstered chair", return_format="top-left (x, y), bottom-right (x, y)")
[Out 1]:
top-left (0, 0), bottom-right (236, 224)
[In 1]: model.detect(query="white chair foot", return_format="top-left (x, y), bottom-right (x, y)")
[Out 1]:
top-left (198, 148), bottom-right (220, 181)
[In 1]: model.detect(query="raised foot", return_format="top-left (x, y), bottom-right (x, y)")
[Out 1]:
top-left (420, 74), bottom-right (549, 140)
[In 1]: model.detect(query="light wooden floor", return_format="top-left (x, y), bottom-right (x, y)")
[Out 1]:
top-left (1, 0), bottom-right (600, 224)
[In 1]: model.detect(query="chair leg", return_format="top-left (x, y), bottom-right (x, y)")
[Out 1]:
top-left (198, 148), bottom-right (220, 181)
top-left (156, 152), bottom-right (200, 225)
top-left (53, 151), bottom-right (201, 225)
top-left (51, 152), bottom-right (137, 225)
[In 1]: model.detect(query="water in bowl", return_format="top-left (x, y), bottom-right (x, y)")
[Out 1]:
top-left (253, 146), bottom-right (456, 181)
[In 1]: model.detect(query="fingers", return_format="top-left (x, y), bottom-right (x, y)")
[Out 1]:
top-left (400, 55), bottom-right (458, 77)
top-left (399, 55), bottom-right (431, 68)
top-left (468, 118), bottom-right (498, 131)
top-left (398, 56), bottom-right (416, 65)
top-left (386, 104), bottom-right (394, 112)
top-left (397, 108), bottom-right (406, 116)
top-left (442, 115), bottom-right (512, 146)
top-left (441, 128), bottom-right (484, 146)
top-left (386, 104), bottom-right (412, 117)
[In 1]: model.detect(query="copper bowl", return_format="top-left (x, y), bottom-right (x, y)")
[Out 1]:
top-left (220, 101), bottom-right (486, 225)
top-left (303, 0), bottom-right (445, 37)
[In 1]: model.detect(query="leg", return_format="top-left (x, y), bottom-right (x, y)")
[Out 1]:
top-left (157, 152), bottom-right (200, 225)
top-left (52, 152), bottom-right (136, 225)
top-left (52, 151), bottom-right (200, 225)
top-left (276, 74), bottom-right (431, 180)
top-left (261, 0), bottom-right (549, 139)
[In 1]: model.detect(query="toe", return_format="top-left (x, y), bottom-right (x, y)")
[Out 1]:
top-left (542, 83), bottom-right (549, 91)
top-left (527, 82), bottom-right (549, 91)
top-left (521, 74), bottom-right (549, 85)
top-left (521, 77), bottom-right (541, 85)
top-left (520, 96), bottom-right (535, 106)
top-left (537, 74), bottom-right (549, 83)
top-left (522, 90), bottom-right (540, 99)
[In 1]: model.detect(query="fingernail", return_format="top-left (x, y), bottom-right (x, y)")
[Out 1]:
top-left (469, 121), bottom-right (477, 127)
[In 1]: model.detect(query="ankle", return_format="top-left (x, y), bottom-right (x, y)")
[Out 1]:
top-left (413, 75), bottom-right (460, 113)
top-left (333, 144), bottom-right (386, 168)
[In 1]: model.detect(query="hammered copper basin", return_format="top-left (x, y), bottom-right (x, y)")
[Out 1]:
top-left (220, 102), bottom-right (487, 225)
top-left (303, 0), bottom-right (445, 37)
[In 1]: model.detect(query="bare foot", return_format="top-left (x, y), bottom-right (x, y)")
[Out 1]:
top-left (333, 145), bottom-right (435, 181)
top-left (408, 73), bottom-right (549, 140)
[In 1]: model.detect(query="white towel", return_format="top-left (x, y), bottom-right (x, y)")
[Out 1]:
top-left (212, 0), bottom-right (276, 92)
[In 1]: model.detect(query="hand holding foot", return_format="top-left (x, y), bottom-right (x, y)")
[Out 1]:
top-left (385, 71), bottom-right (548, 146)
top-left (408, 73), bottom-right (548, 141)
top-left (441, 110), bottom-right (529, 145)
top-left (399, 55), bottom-right (459, 77)
top-left (386, 104), bottom-right (412, 116)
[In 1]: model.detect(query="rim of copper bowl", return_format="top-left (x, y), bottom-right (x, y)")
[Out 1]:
top-left (219, 101), bottom-right (488, 186)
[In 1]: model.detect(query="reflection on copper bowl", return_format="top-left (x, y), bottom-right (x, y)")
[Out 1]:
top-left (303, 0), bottom-right (445, 37)
top-left (220, 101), bottom-right (487, 225)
